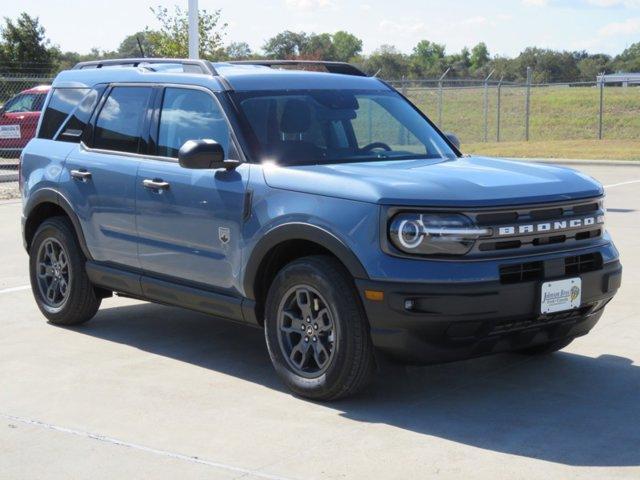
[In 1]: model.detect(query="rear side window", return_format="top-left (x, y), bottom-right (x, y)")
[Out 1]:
top-left (157, 87), bottom-right (231, 158)
top-left (57, 88), bottom-right (103, 143)
top-left (39, 88), bottom-right (89, 139)
top-left (93, 86), bottom-right (152, 153)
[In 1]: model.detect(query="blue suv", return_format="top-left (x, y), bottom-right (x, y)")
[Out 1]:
top-left (20, 58), bottom-right (622, 400)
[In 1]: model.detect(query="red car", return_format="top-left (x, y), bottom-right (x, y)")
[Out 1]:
top-left (0, 85), bottom-right (50, 158)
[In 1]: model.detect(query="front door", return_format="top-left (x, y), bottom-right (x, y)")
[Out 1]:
top-left (135, 86), bottom-right (248, 293)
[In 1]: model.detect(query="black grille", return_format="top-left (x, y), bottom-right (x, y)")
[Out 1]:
top-left (492, 305), bottom-right (593, 334)
top-left (565, 253), bottom-right (603, 275)
top-left (499, 261), bottom-right (544, 284)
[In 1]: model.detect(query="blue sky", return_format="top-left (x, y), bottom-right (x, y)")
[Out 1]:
top-left (5, 0), bottom-right (640, 57)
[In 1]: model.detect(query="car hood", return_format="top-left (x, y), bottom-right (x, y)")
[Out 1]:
top-left (261, 156), bottom-right (603, 207)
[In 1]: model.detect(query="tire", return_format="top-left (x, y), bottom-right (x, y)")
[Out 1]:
top-left (518, 337), bottom-right (574, 355)
top-left (29, 216), bottom-right (101, 325)
top-left (264, 255), bottom-right (375, 401)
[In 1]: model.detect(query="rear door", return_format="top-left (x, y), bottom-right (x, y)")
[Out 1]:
top-left (135, 86), bottom-right (248, 293)
top-left (61, 85), bottom-right (154, 269)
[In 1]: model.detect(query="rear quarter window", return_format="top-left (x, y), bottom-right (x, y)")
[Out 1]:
top-left (39, 88), bottom-right (90, 139)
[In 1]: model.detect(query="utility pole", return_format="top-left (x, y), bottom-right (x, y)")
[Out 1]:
top-left (188, 0), bottom-right (199, 59)
top-left (483, 69), bottom-right (495, 143)
top-left (525, 66), bottom-right (532, 142)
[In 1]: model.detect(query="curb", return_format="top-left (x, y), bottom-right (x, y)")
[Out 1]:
top-left (507, 157), bottom-right (640, 167)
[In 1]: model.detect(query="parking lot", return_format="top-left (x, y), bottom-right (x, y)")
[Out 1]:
top-left (1, 161), bottom-right (639, 480)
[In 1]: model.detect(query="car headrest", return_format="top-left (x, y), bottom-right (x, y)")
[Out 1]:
top-left (280, 99), bottom-right (312, 134)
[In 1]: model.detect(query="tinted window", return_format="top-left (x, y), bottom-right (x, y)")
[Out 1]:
top-left (39, 88), bottom-right (90, 140)
top-left (4, 92), bottom-right (46, 114)
top-left (157, 88), bottom-right (230, 158)
top-left (232, 90), bottom-right (456, 166)
top-left (93, 87), bottom-right (152, 153)
top-left (57, 88), bottom-right (103, 143)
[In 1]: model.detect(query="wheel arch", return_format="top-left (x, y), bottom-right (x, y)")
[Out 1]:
top-left (24, 188), bottom-right (92, 260)
top-left (243, 223), bottom-right (369, 324)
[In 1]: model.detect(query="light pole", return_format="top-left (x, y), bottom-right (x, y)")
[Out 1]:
top-left (188, 0), bottom-right (199, 59)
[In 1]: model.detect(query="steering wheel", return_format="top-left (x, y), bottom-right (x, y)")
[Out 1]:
top-left (361, 142), bottom-right (392, 152)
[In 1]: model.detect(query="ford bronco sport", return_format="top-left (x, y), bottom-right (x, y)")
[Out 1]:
top-left (20, 58), bottom-right (622, 400)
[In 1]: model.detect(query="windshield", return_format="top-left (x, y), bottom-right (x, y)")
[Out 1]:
top-left (231, 89), bottom-right (457, 166)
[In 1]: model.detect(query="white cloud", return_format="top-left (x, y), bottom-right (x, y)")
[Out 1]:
top-left (379, 19), bottom-right (426, 35)
top-left (285, 0), bottom-right (334, 10)
top-left (587, 0), bottom-right (640, 6)
top-left (522, 0), bottom-right (550, 6)
top-left (598, 17), bottom-right (640, 35)
top-left (459, 16), bottom-right (488, 26)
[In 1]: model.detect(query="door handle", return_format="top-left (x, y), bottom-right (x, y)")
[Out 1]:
top-left (70, 169), bottom-right (92, 181)
top-left (143, 178), bottom-right (170, 191)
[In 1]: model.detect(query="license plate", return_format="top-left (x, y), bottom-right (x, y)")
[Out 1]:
top-left (0, 125), bottom-right (21, 139)
top-left (541, 277), bottom-right (582, 314)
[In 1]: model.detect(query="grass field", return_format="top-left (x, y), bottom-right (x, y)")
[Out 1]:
top-left (463, 139), bottom-right (640, 161)
top-left (405, 85), bottom-right (640, 144)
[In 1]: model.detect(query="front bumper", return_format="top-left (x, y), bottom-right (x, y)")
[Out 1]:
top-left (356, 258), bottom-right (622, 364)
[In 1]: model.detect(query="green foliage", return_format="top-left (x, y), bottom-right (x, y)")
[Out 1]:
top-left (613, 42), bottom-right (640, 73)
top-left (470, 42), bottom-right (490, 71)
top-left (0, 13), bottom-right (53, 73)
top-left (363, 45), bottom-right (409, 77)
top-left (117, 31), bottom-right (157, 58)
top-left (145, 5), bottom-right (227, 60)
top-left (331, 31), bottom-right (362, 62)
top-left (224, 42), bottom-right (253, 60)
top-left (263, 31), bottom-right (309, 58)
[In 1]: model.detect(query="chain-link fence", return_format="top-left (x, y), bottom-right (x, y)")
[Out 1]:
top-left (0, 75), bottom-right (53, 191)
top-left (389, 77), bottom-right (640, 145)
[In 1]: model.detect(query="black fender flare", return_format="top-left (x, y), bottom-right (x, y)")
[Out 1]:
top-left (23, 187), bottom-right (93, 260)
top-left (243, 222), bottom-right (369, 300)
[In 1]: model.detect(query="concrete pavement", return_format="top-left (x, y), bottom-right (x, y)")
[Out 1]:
top-left (1, 163), bottom-right (639, 479)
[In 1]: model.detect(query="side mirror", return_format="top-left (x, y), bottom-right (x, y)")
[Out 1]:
top-left (178, 139), bottom-right (239, 170)
top-left (445, 132), bottom-right (461, 150)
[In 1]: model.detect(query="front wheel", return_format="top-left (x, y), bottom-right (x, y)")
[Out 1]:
top-left (29, 217), bottom-right (101, 325)
top-left (264, 255), bottom-right (375, 401)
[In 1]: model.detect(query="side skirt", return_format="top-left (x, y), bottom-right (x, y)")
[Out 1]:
top-left (85, 261), bottom-right (259, 327)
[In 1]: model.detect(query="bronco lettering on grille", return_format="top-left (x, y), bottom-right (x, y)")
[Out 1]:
top-left (496, 215), bottom-right (604, 237)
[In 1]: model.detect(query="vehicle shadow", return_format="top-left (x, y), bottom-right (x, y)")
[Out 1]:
top-left (78, 301), bottom-right (640, 467)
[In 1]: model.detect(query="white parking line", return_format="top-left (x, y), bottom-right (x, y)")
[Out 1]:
top-left (605, 179), bottom-right (640, 188)
top-left (1, 413), bottom-right (295, 480)
top-left (0, 285), bottom-right (30, 295)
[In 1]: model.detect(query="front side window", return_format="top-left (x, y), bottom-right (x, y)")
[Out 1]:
top-left (93, 86), bottom-right (152, 153)
top-left (4, 92), bottom-right (46, 114)
top-left (231, 89), bottom-right (456, 166)
top-left (157, 87), bottom-right (231, 158)
top-left (39, 88), bottom-right (90, 140)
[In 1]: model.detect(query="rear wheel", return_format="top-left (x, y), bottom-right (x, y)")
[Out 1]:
top-left (518, 337), bottom-right (574, 355)
top-left (264, 255), bottom-right (375, 401)
top-left (29, 217), bottom-right (101, 325)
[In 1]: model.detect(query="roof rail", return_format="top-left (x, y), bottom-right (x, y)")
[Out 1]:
top-left (229, 60), bottom-right (367, 77)
top-left (73, 58), bottom-right (217, 75)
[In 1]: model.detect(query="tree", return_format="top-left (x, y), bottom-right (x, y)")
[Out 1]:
top-left (363, 45), bottom-right (409, 78)
top-left (145, 5), bottom-right (227, 60)
top-left (410, 40), bottom-right (445, 77)
top-left (577, 54), bottom-right (611, 81)
top-left (332, 31), bottom-right (362, 62)
top-left (225, 41), bottom-right (253, 60)
top-left (613, 42), bottom-right (640, 73)
top-left (303, 33), bottom-right (335, 60)
top-left (118, 31), bottom-right (156, 58)
top-left (0, 13), bottom-right (54, 73)
top-left (515, 47), bottom-right (580, 83)
top-left (470, 42), bottom-right (490, 72)
top-left (263, 31), bottom-right (308, 58)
